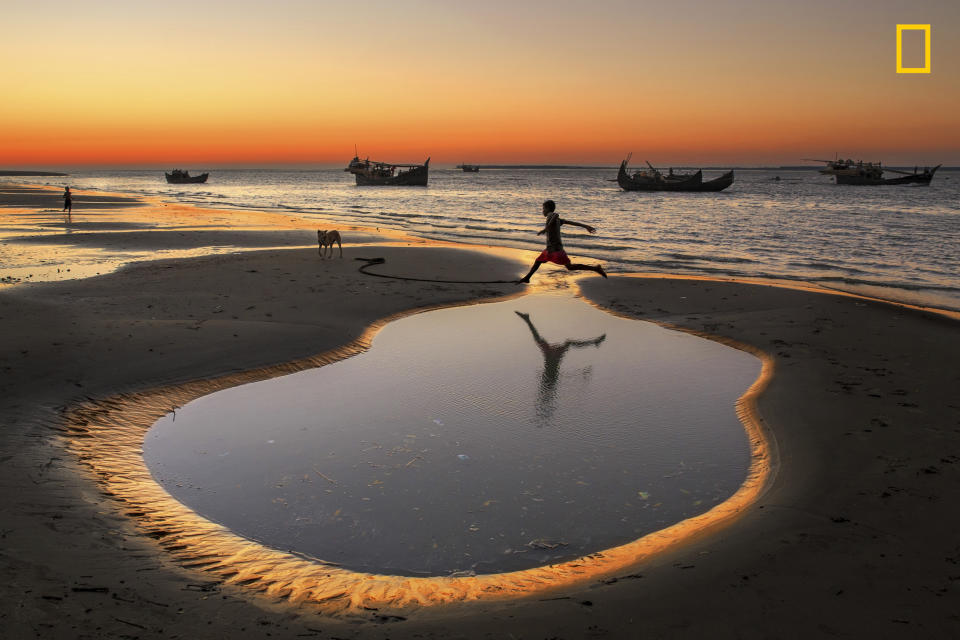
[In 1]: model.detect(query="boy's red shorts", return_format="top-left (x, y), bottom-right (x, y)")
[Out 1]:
top-left (535, 250), bottom-right (571, 265)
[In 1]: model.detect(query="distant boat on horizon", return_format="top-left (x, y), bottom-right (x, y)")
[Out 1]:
top-left (616, 154), bottom-right (734, 192)
top-left (165, 169), bottom-right (208, 184)
top-left (458, 164), bottom-right (480, 172)
top-left (345, 156), bottom-right (429, 186)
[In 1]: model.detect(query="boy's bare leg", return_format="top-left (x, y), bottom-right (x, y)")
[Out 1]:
top-left (517, 261), bottom-right (543, 284)
top-left (566, 263), bottom-right (607, 278)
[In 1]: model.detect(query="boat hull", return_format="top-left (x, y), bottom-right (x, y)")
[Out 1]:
top-left (355, 164), bottom-right (429, 186)
top-left (348, 157), bottom-right (430, 186)
top-left (834, 165), bottom-right (940, 186)
top-left (617, 162), bottom-right (734, 192)
top-left (165, 172), bottom-right (209, 184)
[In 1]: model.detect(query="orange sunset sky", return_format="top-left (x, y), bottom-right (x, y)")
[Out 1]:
top-left (2, 0), bottom-right (958, 167)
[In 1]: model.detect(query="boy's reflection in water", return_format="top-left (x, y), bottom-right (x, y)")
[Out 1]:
top-left (515, 311), bottom-right (606, 423)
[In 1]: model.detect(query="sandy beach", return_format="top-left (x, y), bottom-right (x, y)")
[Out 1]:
top-left (2, 185), bottom-right (959, 638)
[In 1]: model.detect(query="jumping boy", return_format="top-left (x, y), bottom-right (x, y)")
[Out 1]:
top-left (517, 199), bottom-right (607, 283)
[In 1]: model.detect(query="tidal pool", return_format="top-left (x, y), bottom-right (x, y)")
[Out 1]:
top-left (144, 292), bottom-right (760, 576)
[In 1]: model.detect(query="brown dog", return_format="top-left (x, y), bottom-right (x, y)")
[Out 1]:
top-left (317, 230), bottom-right (342, 258)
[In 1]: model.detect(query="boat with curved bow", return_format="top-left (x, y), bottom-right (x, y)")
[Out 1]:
top-left (616, 155), bottom-right (734, 192)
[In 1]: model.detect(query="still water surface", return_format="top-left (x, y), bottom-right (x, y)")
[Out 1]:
top-left (144, 293), bottom-right (759, 576)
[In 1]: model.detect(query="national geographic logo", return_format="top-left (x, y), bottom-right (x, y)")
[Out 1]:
top-left (896, 24), bottom-right (931, 73)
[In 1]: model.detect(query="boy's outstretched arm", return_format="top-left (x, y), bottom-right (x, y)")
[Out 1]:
top-left (515, 311), bottom-right (548, 346)
top-left (560, 219), bottom-right (597, 233)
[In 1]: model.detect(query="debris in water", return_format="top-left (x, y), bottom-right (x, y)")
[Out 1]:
top-left (449, 569), bottom-right (476, 578)
top-left (526, 538), bottom-right (568, 550)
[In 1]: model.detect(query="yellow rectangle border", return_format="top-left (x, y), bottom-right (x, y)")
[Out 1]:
top-left (897, 24), bottom-right (931, 73)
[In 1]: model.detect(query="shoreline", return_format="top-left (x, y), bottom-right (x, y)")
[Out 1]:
top-left (6, 176), bottom-right (958, 314)
top-left (0, 183), bottom-right (453, 288)
top-left (1, 187), bottom-right (958, 637)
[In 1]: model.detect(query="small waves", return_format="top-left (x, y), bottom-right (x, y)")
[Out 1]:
top-left (278, 203), bottom-right (324, 213)
top-left (464, 224), bottom-right (530, 234)
top-left (614, 257), bottom-right (749, 276)
top-left (664, 252), bottom-right (757, 264)
top-left (571, 241), bottom-right (636, 252)
top-left (427, 229), bottom-right (528, 243)
top-left (53, 167), bottom-right (960, 311)
top-left (788, 260), bottom-right (869, 275)
top-left (380, 211), bottom-right (450, 221)
top-left (812, 275), bottom-right (960, 294)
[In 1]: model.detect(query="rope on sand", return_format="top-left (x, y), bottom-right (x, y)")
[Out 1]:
top-left (355, 257), bottom-right (518, 284)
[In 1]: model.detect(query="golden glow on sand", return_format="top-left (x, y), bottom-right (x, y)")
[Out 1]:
top-left (64, 285), bottom-right (775, 619)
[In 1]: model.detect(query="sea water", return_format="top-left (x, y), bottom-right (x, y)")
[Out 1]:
top-left (143, 293), bottom-right (760, 576)
top-left (9, 166), bottom-right (959, 311)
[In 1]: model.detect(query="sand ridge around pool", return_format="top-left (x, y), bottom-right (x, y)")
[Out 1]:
top-left (62, 286), bottom-right (773, 618)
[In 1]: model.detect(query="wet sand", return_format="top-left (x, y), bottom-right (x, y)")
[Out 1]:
top-left (0, 183), bottom-right (144, 208)
top-left (0, 183), bottom-right (399, 285)
top-left (1, 187), bottom-right (958, 638)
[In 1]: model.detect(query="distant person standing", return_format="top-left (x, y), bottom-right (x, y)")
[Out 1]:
top-left (62, 186), bottom-right (72, 217)
top-left (517, 199), bottom-right (607, 283)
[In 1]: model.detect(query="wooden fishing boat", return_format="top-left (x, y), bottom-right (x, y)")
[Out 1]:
top-left (805, 157), bottom-right (941, 185)
top-left (345, 156), bottom-right (429, 186)
top-left (617, 155), bottom-right (734, 192)
top-left (834, 164), bottom-right (940, 186)
top-left (165, 169), bottom-right (208, 184)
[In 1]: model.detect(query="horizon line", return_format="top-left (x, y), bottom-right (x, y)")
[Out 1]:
top-left (3, 164), bottom-right (957, 174)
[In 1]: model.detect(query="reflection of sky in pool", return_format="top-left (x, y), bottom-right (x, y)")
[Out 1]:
top-left (143, 293), bottom-right (759, 576)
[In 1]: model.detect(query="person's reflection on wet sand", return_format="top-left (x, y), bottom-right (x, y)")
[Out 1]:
top-left (515, 311), bottom-right (606, 423)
